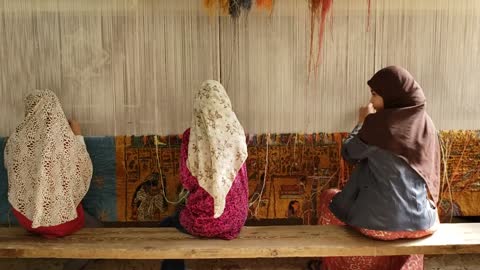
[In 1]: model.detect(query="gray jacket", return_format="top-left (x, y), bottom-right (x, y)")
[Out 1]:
top-left (329, 125), bottom-right (437, 231)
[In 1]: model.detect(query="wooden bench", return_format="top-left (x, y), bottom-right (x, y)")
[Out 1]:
top-left (0, 223), bottom-right (479, 259)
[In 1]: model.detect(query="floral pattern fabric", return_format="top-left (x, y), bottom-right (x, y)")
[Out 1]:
top-left (187, 80), bottom-right (248, 218)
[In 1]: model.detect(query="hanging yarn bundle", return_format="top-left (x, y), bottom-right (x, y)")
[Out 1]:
top-left (203, 0), bottom-right (229, 15)
top-left (308, 0), bottom-right (372, 77)
top-left (256, 0), bottom-right (273, 13)
top-left (230, 0), bottom-right (252, 18)
top-left (220, 0), bottom-right (230, 14)
top-left (203, 0), bottom-right (218, 16)
top-left (308, 0), bottom-right (334, 77)
top-left (333, 133), bottom-right (350, 188)
top-left (203, 0), bottom-right (253, 18)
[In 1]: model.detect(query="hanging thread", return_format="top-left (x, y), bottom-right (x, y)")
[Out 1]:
top-left (154, 135), bottom-right (189, 205)
top-left (256, 0), bottom-right (273, 13)
top-left (308, 0), bottom-right (333, 78)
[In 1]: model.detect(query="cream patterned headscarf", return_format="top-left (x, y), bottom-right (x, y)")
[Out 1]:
top-left (187, 80), bottom-right (248, 218)
top-left (4, 90), bottom-right (92, 228)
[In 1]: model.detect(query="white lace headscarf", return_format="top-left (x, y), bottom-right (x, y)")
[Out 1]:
top-left (187, 80), bottom-right (248, 218)
top-left (4, 90), bottom-right (92, 228)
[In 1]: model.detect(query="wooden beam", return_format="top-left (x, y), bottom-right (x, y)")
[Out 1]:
top-left (0, 224), bottom-right (479, 259)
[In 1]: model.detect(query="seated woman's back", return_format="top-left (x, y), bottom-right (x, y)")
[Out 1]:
top-left (179, 129), bottom-right (248, 240)
top-left (332, 134), bottom-right (437, 231)
top-left (330, 65), bottom-right (440, 233)
top-left (320, 65), bottom-right (441, 270)
top-left (4, 90), bottom-right (92, 237)
top-left (178, 80), bottom-right (249, 240)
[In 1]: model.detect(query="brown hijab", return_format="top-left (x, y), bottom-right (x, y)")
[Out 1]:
top-left (358, 66), bottom-right (441, 204)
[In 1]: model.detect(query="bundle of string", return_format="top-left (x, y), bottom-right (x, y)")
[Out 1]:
top-left (248, 133), bottom-right (269, 219)
top-left (290, 133), bottom-right (298, 175)
top-left (334, 132), bottom-right (350, 187)
top-left (438, 131), bottom-right (480, 222)
top-left (256, 0), bottom-right (273, 14)
top-left (438, 133), bottom-right (453, 222)
top-left (307, 0), bottom-right (371, 79)
top-left (307, 0), bottom-right (334, 78)
top-left (154, 135), bottom-right (189, 205)
top-left (203, 0), bottom-right (253, 18)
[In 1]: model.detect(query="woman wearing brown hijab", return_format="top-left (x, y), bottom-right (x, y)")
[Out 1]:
top-left (318, 66), bottom-right (440, 270)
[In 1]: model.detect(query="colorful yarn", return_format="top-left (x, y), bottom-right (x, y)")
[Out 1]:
top-left (256, 0), bottom-right (273, 14)
top-left (229, 0), bottom-right (252, 18)
top-left (203, 0), bottom-right (252, 18)
top-left (203, 0), bottom-right (217, 16)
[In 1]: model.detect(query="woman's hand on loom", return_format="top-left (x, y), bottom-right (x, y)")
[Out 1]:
top-left (68, 119), bottom-right (82, 135)
top-left (358, 103), bottom-right (376, 124)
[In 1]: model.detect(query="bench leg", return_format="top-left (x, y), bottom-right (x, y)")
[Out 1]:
top-left (62, 259), bottom-right (93, 270)
top-left (161, 259), bottom-right (186, 270)
top-left (62, 211), bottom-right (103, 270)
top-left (159, 213), bottom-right (187, 270)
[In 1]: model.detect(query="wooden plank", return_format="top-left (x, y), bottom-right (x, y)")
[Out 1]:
top-left (0, 224), bottom-right (479, 259)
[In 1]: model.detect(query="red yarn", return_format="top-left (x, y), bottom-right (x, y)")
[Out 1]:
top-left (308, 0), bottom-right (333, 78)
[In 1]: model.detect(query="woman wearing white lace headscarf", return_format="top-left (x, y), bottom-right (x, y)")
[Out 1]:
top-left (4, 90), bottom-right (93, 238)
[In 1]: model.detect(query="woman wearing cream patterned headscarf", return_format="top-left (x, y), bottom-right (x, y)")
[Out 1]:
top-left (181, 79), bottom-right (248, 237)
top-left (5, 90), bottom-right (93, 238)
top-left (161, 80), bottom-right (249, 270)
top-left (160, 80), bottom-right (248, 270)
